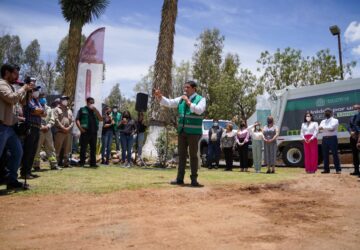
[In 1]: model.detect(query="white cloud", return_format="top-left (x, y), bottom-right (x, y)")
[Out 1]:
top-left (352, 45), bottom-right (360, 56)
top-left (345, 21), bottom-right (360, 43)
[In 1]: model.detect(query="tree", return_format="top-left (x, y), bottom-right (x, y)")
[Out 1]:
top-left (143, 0), bottom-right (178, 159)
top-left (38, 60), bottom-right (57, 95)
top-left (23, 39), bottom-right (41, 77)
top-left (208, 53), bottom-right (260, 122)
top-left (105, 83), bottom-right (123, 108)
top-left (257, 47), bottom-right (356, 93)
top-left (59, 0), bottom-right (108, 102)
top-left (54, 34), bottom-right (86, 92)
top-left (0, 35), bottom-right (23, 65)
top-left (192, 28), bottom-right (224, 105)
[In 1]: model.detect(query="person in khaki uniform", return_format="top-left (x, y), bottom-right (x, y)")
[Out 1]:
top-left (33, 93), bottom-right (60, 171)
top-left (53, 95), bottom-right (73, 168)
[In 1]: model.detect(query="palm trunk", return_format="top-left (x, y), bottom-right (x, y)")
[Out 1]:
top-left (142, 0), bottom-right (178, 159)
top-left (63, 20), bottom-right (82, 103)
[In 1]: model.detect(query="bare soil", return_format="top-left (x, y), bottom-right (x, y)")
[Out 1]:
top-left (1, 173), bottom-right (360, 250)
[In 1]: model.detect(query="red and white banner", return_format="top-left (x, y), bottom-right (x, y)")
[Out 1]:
top-left (73, 27), bottom-right (105, 136)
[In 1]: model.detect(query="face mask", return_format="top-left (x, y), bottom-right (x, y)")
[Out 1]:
top-left (213, 122), bottom-right (218, 127)
top-left (32, 91), bottom-right (39, 98)
top-left (113, 109), bottom-right (117, 113)
top-left (39, 97), bottom-right (47, 105)
top-left (306, 117), bottom-right (311, 122)
top-left (267, 119), bottom-right (273, 125)
top-left (255, 126), bottom-right (259, 131)
top-left (61, 100), bottom-right (68, 106)
top-left (325, 113), bottom-right (331, 119)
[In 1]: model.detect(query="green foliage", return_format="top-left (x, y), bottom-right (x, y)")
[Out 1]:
top-left (0, 34), bottom-right (23, 65)
top-left (104, 83), bottom-right (136, 116)
top-left (257, 47), bottom-right (356, 93)
top-left (23, 39), bottom-right (41, 76)
top-left (192, 28), bottom-right (224, 102)
top-left (155, 127), bottom-right (177, 167)
top-left (59, 0), bottom-right (109, 25)
top-left (208, 53), bottom-right (260, 121)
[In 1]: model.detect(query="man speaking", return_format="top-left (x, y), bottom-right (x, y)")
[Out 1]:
top-left (154, 80), bottom-right (206, 187)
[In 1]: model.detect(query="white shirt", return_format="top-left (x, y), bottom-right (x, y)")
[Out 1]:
top-left (247, 124), bottom-right (263, 140)
top-left (319, 117), bottom-right (339, 137)
top-left (160, 93), bottom-right (206, 115)
top-left (300, 122), bottom-right (319, 140)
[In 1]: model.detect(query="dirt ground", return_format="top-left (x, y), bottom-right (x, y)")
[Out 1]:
top-left (1, 173), bottom-right (360, 250)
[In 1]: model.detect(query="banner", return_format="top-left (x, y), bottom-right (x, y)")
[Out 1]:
top-left (73, 27), bottom-right (105, 136)
top-left (280, 89), bottom-right (360, 136)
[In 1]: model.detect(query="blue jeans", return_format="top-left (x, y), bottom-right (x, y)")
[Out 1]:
top-left (0, 125), bottom-right (23, 183)
top-left (101, 130), bottom-right (113, 161)
top-left (135, 132), bottom-right (145, 157)
top-left (322, 136), bottom-right (341, 172)
top-left (120, 133), bottom-right (134, 162)
top-left (207, 142), bottom-right (221, 167)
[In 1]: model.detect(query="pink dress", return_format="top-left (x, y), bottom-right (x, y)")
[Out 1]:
top-left (301, 122), bottom-right (319, 173)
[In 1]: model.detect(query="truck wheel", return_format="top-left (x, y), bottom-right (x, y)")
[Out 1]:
top-left (282, 143), bottom-right (304, 167)
top-left (201, 145), bottom-right (208, 167)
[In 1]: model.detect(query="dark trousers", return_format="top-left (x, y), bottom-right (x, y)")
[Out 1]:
top-left (223, 147), bottom-right (233, 170)
top-left (79, 132), bottom-right (97, 166)
top-left (207, 142), bottom-right (221, 167)
top-left (20, 126), bottom-right (40, 176)
top-left (177, 132), bottom-right (201, 182)
top-left (238, 142), bottom-right (249, 169)
top-left (322, 136), bottom-right (341, 172)
top-left (350, 135), bottom-right (359, 172)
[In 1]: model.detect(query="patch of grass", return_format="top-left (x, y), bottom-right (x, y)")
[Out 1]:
top-left (0, 166), bottom-right (303, 196)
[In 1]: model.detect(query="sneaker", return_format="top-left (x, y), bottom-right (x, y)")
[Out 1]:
top-left (321, 170), bottom-right (330, 174)
top-left (266, 169), bottom-right (271, 174)
top-left (30, 174), bottom-right (40, 178)
top-left (20, 174), bottom-right (34, 180)
top-left (335, 171), bottom-right (341, 174)
top-left (51, 166), bottom-right (62, 170)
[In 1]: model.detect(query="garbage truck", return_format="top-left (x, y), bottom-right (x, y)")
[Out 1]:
top-left (247, 77), bottom-right (360, 167)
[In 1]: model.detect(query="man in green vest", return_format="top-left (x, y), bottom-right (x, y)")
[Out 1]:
top-left (154, 81), bottom-right (206, 187)
top-left (75, 97), bottom-right (103, 167)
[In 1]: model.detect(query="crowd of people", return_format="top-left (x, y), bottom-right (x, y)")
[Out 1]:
top-left (1, 63), bottom-right (359, 190)
top-left (206, 106), bottom-right (360, 176)
top-left (0, 63), bottom-right (147, 190)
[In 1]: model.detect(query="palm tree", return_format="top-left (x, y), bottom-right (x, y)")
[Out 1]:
top-left (143, 0), bottom-right (178, 159)
top-left (59, 0), bottom-right (108, 102)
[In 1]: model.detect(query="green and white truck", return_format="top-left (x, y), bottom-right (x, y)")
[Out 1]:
top-left (248, 78), bottom-right (360, 167)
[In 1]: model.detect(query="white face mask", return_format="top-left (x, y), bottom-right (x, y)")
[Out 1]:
top-left (306, 117), bottom-right (311, 122)
top-left (32, 91), bottom-right (39, 98)
top-left (61, 100), bottom-right (68, 106)
top-left (113, 109), bottom-right (117, 113)
top-left (213, 122), bottom-right (218, 127)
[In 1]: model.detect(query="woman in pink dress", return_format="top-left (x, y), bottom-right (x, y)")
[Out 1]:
top-left (300, 112), bottom-right (319, 173)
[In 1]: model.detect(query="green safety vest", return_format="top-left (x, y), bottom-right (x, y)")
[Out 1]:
top-left (79, 107), bottom-right (99, 129)
top-left (177, 94), bottom-right (204, 135)
top-left (111, 111), bottom-right (122, 131)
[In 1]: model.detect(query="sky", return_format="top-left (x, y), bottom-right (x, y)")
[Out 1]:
top-left (0, 0), bottom-right (360, 100)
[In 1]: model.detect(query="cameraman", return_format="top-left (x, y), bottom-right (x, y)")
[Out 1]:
top-left (20, 77), bottom-right (44, 179)
top-left (0, 64), bottom-right (33, 189)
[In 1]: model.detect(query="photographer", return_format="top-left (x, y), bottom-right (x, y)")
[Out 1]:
top-left (0, 64), bottom-right (33, 189)
top-left (20, 78), bottom-right (45, 179)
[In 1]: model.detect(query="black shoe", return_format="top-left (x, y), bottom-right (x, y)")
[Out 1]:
top-left (224, 168), bottom-right (232, 171)
top-left (20, 174), bottom-right (34, 179)
top-left (6, 181), bottom-right (25, 190)
top-left (335, 171), bottom-right (341, 174)
top-left (350, 172), bottom-right (359, 176)
top-left (30, 174), bottom-right (40, 178)
top-left (191, 181), bottom-right (203, 187)
top-left (51, 166), bottom-right (62, 170)
top-left (266, 169), bottom-right (271, 174)
top-left (90, 165), bottom-right (99, 168)
top-left (321, 170), bottom-right (330, 174)
top-left (170, 179), bottom-right (184, 185)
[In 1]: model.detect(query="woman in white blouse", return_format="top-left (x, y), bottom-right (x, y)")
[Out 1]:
top-left (300, 112), bottom-right (319, 173)
top-left (247, 121), bottom-right (263, 173)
